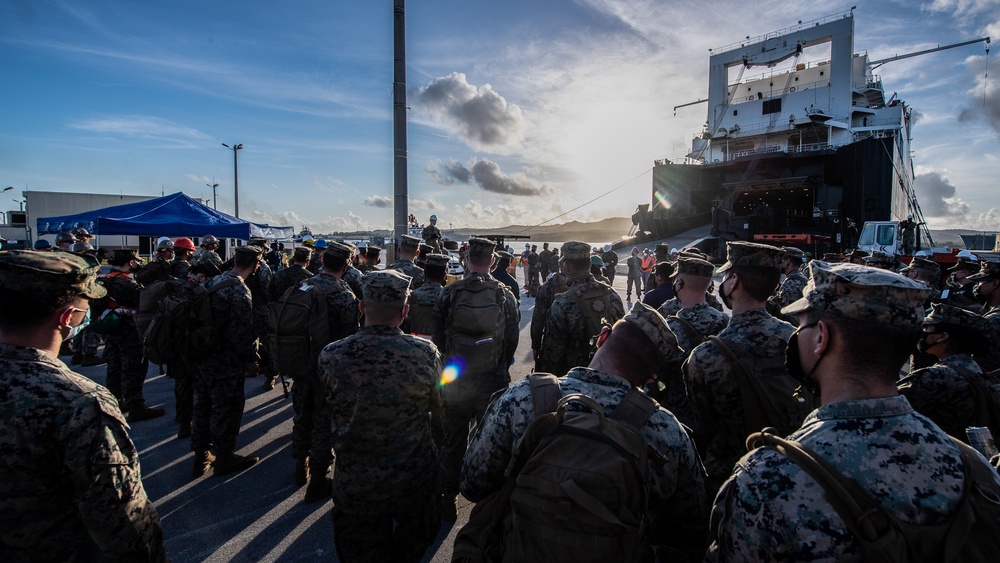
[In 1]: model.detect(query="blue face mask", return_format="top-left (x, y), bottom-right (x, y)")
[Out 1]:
top-left (64, 308), bottom-right (91, 342)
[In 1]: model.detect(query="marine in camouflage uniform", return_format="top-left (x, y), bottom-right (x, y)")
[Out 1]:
top-left (421, 215), bottom-right (443, 253)
top-left (406, 254), bottom-right (449, 337)
top-left (192, 246), bottom-right (261, 477)
top-left (537, 241), bottom-right (625, 377)
top-left (343, 262), bottom-right (365, 299)
top-left (683, 242), bottom-right (793, 494)
top-left (969, 260), bottom-right (1000, 372)
top-left (291, 242), bottom-right (361, 501)
top-left (538, 242), bottom-right (553, 280)
top-left (270, 247), bottom-right (313, 300)
top-left (318, 270), bottom-right (443, 563)
top-left (100, 249), bottom-right (162, 421)
top-left (386, 234), bottom-right (425, 288)
top-left (191, 235), bottom-right (224, 268)
top-left (432, 237), bottom-right (520, 517)
top-left (526, 245), bottom-right (541, 297)
top-left (491, 250), bottom-right (521, 302)
top-left (0, 250), bottom-right (166, 562)
top-left (462, 303), bottom-right (710, 561)
top-left (242, 239), bottom-right (275, 387)
top-left (706, 262), bottom-right (999, 562)
top-left (898, 303), bottom-right (998, 439)
top-left (530, 271), bottom-right (569, 365)
top-left (766, 246), bottom-right (808, 324)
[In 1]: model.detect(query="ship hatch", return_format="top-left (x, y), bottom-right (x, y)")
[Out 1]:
top-left (723, 176), bottom-right (816, 222)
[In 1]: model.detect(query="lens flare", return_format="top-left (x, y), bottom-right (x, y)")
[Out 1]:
top-left (654, 190), bottom-right (672, 210)
top-left (440, 359), bottom-right (465, 387)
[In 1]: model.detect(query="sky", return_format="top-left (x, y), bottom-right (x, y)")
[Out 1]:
top-left (2, 0), bottom-right (998, 234)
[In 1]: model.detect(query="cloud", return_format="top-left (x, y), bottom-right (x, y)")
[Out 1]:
top-left (413, 72), bottom-right (524, 151)
top-left (411, 196), bottom-right (445, 210)
top-left (363, 195), bottom-right (392, 208)
top-left (69, 115), bottom-right (209, 143)
top-left (958, 54), bottom-right (1000, 138)
top-left (249, 208), bottom-right (373, 234)
top-left (915, 168), bottom-right (971, 218)
top-left (451, 199), bottom-right (537, 228)
top-left (426, 158), bottom-right (546, 196)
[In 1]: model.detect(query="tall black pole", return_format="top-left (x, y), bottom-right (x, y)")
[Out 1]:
top-left (222, 143), bottom-right (243, 218)
top-left (393, 0), bottom-right (408, 245)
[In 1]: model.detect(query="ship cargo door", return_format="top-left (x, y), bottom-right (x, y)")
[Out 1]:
top-left (726, 176), bottom-right (815, 236)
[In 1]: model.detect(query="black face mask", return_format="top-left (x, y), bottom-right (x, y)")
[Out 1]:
top-left (785, 325), bottom-right (821, 398)
top-left (916, 334), bottom-right (933, 354)
top-left (719, 275), bottom-right (734, 309)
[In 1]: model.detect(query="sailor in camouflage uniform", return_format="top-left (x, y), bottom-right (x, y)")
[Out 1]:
top-left (766, 246), bottom-right (808, 324)
top-left (706, 262), bottom-right (1000, 562)
top-left (462, 302), bottom-right (710, 561)
top-left (292, 241), bottom-right (361, 502)
top-left (318, 270), bottom-right (443, 563)
top-left (683, 241), bottom-right (793, 495)
top-left (967, 260), bottom-right (1000, 372)
top-left (0, 250), bottom-right (166, 562)
top-left (191, 245), bottom-right (261, 478)
top-left (898, 303), bottom-right (996, 439)
top-left (386, 234), bottom-right (425, 288)
top-left (537, 240), bottom-right (626, 377)
top-left (270, 246), bottom-right (313, 300)
top-left (101, 249), bottom-right (164, 421)
top-left (405, 253), bottom-right (449, 337)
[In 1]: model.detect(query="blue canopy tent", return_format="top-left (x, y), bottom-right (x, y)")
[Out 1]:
top-left (36, 192), bottom-right (293, 240)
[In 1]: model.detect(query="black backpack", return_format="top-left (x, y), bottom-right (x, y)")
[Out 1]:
top-left (445, 277), bottom-right (507, 379)
top-left (142, 278), bottom-right (240, 365)
top-left (748, 427), bottom-right (1000, 563)
top-left (268, 281), bottom-right (335, 379)
top-left (452, 374), bottom-right (658, 563)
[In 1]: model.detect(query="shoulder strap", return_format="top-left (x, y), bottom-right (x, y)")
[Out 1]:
top-left (207, 277), bottom-right (241, 295)
top-left (609, 388), bottom-right (658, 430)
top-left (708, 335), bottom-right (773, 434)
top-left (528, 373), bottom-right (561, 419)
top-left (949, 365), bottom-right (999, 432)
top-left (669, 315), bottom-right (704, 348)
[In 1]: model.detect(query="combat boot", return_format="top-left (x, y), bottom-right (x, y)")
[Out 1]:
top-left (127, 406), bottom-right (166, 422)
top-left (303, 476), bottom-right (332, 503)
top-left (192, 450), bottom-right (216, 478)
top-left (294, 458), bottom-right (309, 487)
top-left (213, 452), bottom-right (259, 477)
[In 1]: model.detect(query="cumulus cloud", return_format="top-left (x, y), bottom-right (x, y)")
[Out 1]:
top-left (915, 168), bottom-right (971, 218)
top-left (413, 72), bottom-right (524, 151)
top-left (363, 195), bottom-right (392, 208)
top-left (451, 199), bottom-right (537, 228)
top-left (426, 158), bottom-right (546, 197)
top-left (249, 209), bottom-right (373, 233)
top-left (411, 196), bottom-right (445, 210)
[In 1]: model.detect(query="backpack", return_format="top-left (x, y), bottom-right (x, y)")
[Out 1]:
top-left (452, 374), bottom-right (658, 563)
top-left (649, 315), bottom-right (705, 405)
top-left (748, 427), bottom-right (1000, 563)
top-left (708, 334), bottom-right (818, 437)
top-left (135, 278), bottom-right (186, 342)
top-left (953, 365), bottom-right (1000, 439)
top-left (565, 282), bottom-right (618, 366)
top-left (142, 278), bottom-right (240, 365)
top-left (267, 281), bottom-right (333, 379)
top-left (407, 286), bottom-right (441, 338)
top-left (445, 277), bottom-right (507, 379)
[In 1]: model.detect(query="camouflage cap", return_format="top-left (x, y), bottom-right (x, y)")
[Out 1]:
top-left (324, 241), bottom-right (353, 259)
top-left (781, 261), bottom-right (931, 327)
top-left (968, 260), bottom-right (1000, 282)
top-left (847, 249), bottom-right (869, 260)
top-left (560, 241), bottom-right (591, 261)
top-left (949, 257), bottom-right (979, 273)
top-left (235, 245), bottom-right (263, 262)
top-left (419, 243), bottom-right (434, 256)
top-left (467, 237), bottom-right (496, 254)
top-left (424, 253), bottom-right (451, 268)
top-left (782, 247), bottom-right (805, 260)
top-left (821, 252), bottom-right (843, 262)
top-left (923, 302), bottom-right (988, 332)
top-left (365, 245), bottom-right (382, 257)
top-left (0, 249), bottom-right (106, 298)
top-left (679, 247), bottom-right (707, 259)
top-left (292, 247), bottom-right (312, 262)
top-left (362, 269), bottom-right (411, 302)
top-left (494, 250), bottom-right (514, 264)
top-left (620, 301), bottom-right (678, 359)
top-left (654, 242), bottom-right (672, 260)
top-left (109, 248), bottom-right (140, 266)
top-left (716, 241), bottom-right (784, 274)
top-left (672, 257), bottom-right (715, 278)
top-left (400, 235), bottom-right (421, 249)
top-left (862, 251), bottom-right (896, 266)
top-left (900, 256), bottom-right (940, 276)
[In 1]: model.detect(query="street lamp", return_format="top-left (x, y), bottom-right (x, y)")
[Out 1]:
top-left (221, 143), bottom-right (243, 218)
top-left (13, 199), bottom-right (24, 211)
top-left (206, 180), bottom-right (219, 210)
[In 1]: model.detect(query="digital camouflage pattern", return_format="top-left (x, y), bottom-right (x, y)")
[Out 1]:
top-left (343, 264), bottom-right (364, 299)
top-left (305, 273), bottom-right (360, 342)
top-left (318, 325), bottom-right (444, 513)
top-left (706, 396), bottom-right (978, 562)
top-left (101, 270), bottom-right (150, 410)
top-left (0, 344), bottom-right (166, 562)
top-left (622, 301), bottom-right (679, 360)
top-left (407, 281), bottom-right (444, 337)
top-left (191, 247), bottom-right (223, 268)
top-left (716, 241), bottom-right (784, 274)
top-left (537, 274), bottom-right (625, 376)
top-left (767, 269), bottom-right (808, 321)
top-left (898, 353), bottom-right (996, 438)
top-left (386, 257), bottom-right (425, 289)
top-left (461, 367), bottom-right (710, 560)
top-left (967, 259), bottom-right (1000, 282)
top-left (683, 308), bottom-right (794, 493)
top-left (204, 271), bottom-right (257, 365)
top-left (671, 257), bottom-right (714, 279)
top-left (530, 272), bottom-right (569, 350)
top-left (362, 269), bottom-right (411, 302)
top-left (270, 262), bottom-right (312, 300)
top-left (0, 249), bottom-right (106, 296)
top-left (782, 261), bottom-right (930, 327)
top-left (662, 303), bottom-right (729, 357)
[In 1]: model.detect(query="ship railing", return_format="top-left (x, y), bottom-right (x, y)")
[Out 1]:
top-left (728, 78), bottom-right (831, 105)
top-left (709, 9), bottom-right (855, 54)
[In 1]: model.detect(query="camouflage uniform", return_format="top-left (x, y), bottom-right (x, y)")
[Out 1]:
top-left (134, 256), bottom-right (173, 285)
top-left (898, 353), bottom-right (994, 439)
top-left (530, 272), bottom-right (569, 354)
top-left (767, 269), bottom-right (808, 322)
top-left (100, 269), bottom-right (152, 412)
top-left (170, 257), bottom-right (191, 280)
top-left (318, 271), bottom-right (443, 562)
top-left (270, 262), bottom-right (312, 300)
top-left (537, 273), bottom-right (625, 376)
top-left (626, 252), bottom-right (643, 299)
top-left (433, 240), bottom-right (520, 499)
top-left (461, 367), bottom-right (710, 560)
top-left (191, 247), bottom-right (223, 268)
top-left (706, 397), bottom-right (973, 562)
top-left (291, 271), bottom-right (359, 480)
top-left (969, 261), bottom-right (1000, 372)
top-left (342, 264), bottom-right (364, 299)
top-left (526, 248), bottom-right (541, 296)
top-left (421, 222), bottom-right (443, 253)
top-left (386, 258), bottom-right (425, 288)
top-left (538, 246), bottom-right (553, 280)
top-left (407, 280), bottom-right (444, 337)
top-left (245, 259), bottom-right (273, 375)
top-left (192, 269), bottom-right (257, 458)
top-left (657, 303), bottom-right (729, 429)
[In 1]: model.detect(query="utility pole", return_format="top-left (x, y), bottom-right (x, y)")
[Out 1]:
top-left (221, 144), bottom-right (243, 218)
top-left (392, 0), bottom-right (408, 246)
top-left (207, 179), bottom-right (219, 210)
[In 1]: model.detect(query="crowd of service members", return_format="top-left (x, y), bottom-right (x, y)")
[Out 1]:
top-left (3, 224), bottom-right (1000, 562)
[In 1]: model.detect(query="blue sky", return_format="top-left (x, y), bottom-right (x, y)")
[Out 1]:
top-left (2, 0), bottom-right (997, 233)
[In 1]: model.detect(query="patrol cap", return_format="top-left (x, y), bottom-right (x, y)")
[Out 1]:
top-left (679, 246), bottom-right (707, 259)
top-left (248, 237), bottom-right (268, 248)
top-left (821, 253), bottom-right (842, 262)
top-left (560, 241), bottom-right (591, 262)
top-left (494, 250), bottom-right (514, 264)
top-left (235, 245), bottom-right (263, 262)
top-left (923, 302), bottom-right (988, 332)
top-left (324, 240), bottom-right (353, 258)
top-left (782, 247), bottom-right (805, 261)
top-left (654, 242), bottom-right (672, 260)
top-left (400, 235), bottom-right (421, 249)
top-left (863, 251), bottom-right (896, 266)
top-left (847, 249), bottom-right (869, 260)
top-left (419, 243), bottom-right (434, 256)
top-left (467, 237), bottom-right (496, 255)
top-left (0, 249), bottom-right (106, 298)
top-left (781, 261), bottom-right (930, 327)
top-left (361, 269), bottom-right (411, 303)
top-left (900, 256), bottom-right (940, 276)
top-left (364, 245), bottom-right (382, 257)
top-left (716, 241), bottom-right (784, 274)
top-left (620, 301), bottom-right (678, 359)
top-left (109, 248), bottom-right (140, 266)
top-left (424, 254), bottom-right (451, 268)
top-left (968, 260), bottom-right (1000, 282)
top-left (672, 257), bottom-right (715, 278)
top-left (949, 257), bottom-right (978, 273)
top-left (293, 247), bottom-right (312, 262)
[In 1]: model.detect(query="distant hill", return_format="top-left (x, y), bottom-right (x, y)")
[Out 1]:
top-left (453, 217), bottom-right (634, 244)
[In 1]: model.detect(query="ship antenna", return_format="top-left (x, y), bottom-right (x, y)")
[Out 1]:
top-left (984, 39), bottom-right (990, 107)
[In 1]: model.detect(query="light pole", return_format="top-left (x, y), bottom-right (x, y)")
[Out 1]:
top-left (206, 180), bottom-right (219, 210)
top-left (13, 199), bottom-right (24, 211)
top-left (221, 143), bottom-right (243, 217)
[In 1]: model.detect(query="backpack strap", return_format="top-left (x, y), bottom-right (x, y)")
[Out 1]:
top-left (609, 388), bottom-right (658, 430)
top-left (708, 334), bottom-right (774, 434)
top-left (668, 315), bottom-right (704, 350)
top-left (528, 373), bottom-right (562, 419)
top-left (948, 365), bottom-right (1000, 433)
